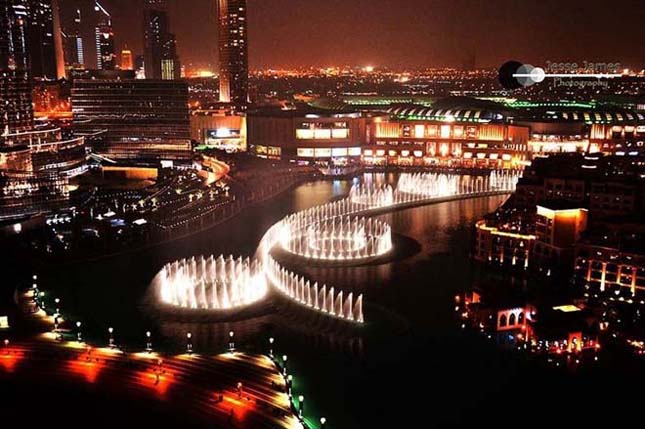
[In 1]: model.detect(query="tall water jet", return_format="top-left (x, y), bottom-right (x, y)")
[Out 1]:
top-left (153, 255), bottom-right (267, 311)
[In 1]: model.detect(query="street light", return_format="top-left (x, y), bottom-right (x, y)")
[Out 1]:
top-left (269, 337), bottom-right (274, 357)
top-left (287, 374), bottom-right (293, 397)
top-left (320, 417), bottom-right (327, 429)
top-left (145, 331), bottom-right (152, 353)
top-left (187, 332), bottom-right (193, 354)
top-left (228, 330), bottom-right (235, 351)
top-left (282, 354), bottom-right (288, 376)
top-left (298, 395), bottom-right (304, 417)
top-left (108, 327), bottom-right (115, 348)
top-left (3, 339), bottom-right (8, 353)
top-left (76, 321), bottom-right (82, 343)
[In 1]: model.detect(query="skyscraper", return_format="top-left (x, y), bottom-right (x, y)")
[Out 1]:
top-left (94, 0), bottom-right (114, 70)
top-left (62, 7), bottom-right (84, 70)
top-left (143, 0), bottom-right (180, 80)
top-left (1, 0), bottom-right (34, 138)
top-left (120, 48), bottom-right (133, 70)
top-left (25, 0), bottom-right (56, 79)
top-left (216, 0), bottom-right (248, 107)
top-left (1, 0), bottom-right (86, 219)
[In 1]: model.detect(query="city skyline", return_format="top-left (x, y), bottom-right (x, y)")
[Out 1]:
top-left (89, 0), bottom-right (645, 70)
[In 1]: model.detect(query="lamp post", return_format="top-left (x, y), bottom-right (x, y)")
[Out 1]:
top-left (320, 417), bottom-right (327, 429)
top-left (108, 327), bottom-right (115, 348)
top-left (287, 374), bottom-right (293, 397)
top-left (298, 395), bottom-right (304, 418)
top-left (3, 339), bottom-right (8, 353)
top-left (54, 298), bottom-right (60, 315)
top-left (145, 331), bottom-right (152, 353)
top-left (228, 330), bottom-right (235, 352)
top-left (187, 332), bottom-right (193, 354)
top-left (31, 276), bottom-right (38, 302)
top-left (76, 321), bottom-right (82, 343)
top-left (269, 337), bottom-right (274, 357)
top-left (39, 292), bottom-right (46, 310)
top-left (282, 354), bottom-right (288, 376)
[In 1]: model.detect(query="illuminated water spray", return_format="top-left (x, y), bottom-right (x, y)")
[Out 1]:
top-left (154, 255), bottom-right (267, 310)
top-left (152, 170), bottom-right (521, 324)
top-left (282, 215), bottom-right (392, 261)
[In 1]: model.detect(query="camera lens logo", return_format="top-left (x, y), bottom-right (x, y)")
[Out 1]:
top-left (499, 61), bottom-right (545, 89)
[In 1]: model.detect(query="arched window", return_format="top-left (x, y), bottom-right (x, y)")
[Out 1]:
top-left (518, 312), bottom-right (525, 324)
top-left (499, 314), bottom-right (507, 327)
top-left (509, 313), bottom-right (516, 326)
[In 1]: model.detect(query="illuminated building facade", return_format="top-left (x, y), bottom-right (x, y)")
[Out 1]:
top-left (72, 76), bottom-right (191, 162)
top-left (575, 240), bottom-right (645, 302)
top-left (93, 1), bottom-right (115, 71)
top-left (1, 1), bottom-right (86, 220)
top-left (516, 106), bottom-right (645, 158)
top-left (191, 110), bottom-right (246, 152)
top-left (590, 122), bottom-right (645, 157)
top-left (531, 203), bottom-right (588, 274)
top-left (474, 220), bottom-right (535, 269)
top-left (363, 106), bottom-right (530, 168)
top-left (120, 48), bottom-right (132, 70)
top-left (247, 108), bottom-right (370, 163)
top-left (1, 0), bottom-right (33, 138)
top-left (143, 0), bottom-right (180, 80)
top-left (217, 0), bottom-right (248, 107)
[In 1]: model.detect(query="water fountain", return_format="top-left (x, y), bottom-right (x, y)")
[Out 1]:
top-left (349, 184), bottom-right (394, 208)
top-left (281, 215), bottom-right (392, 261)
top-left (153, 255), bottom-right (267, 310)
top-left (265, 257), bottom-right (364, 322)
top-left (152, 170), bottom-right (522, 325)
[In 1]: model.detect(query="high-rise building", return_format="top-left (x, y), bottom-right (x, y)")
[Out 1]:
top-left (25, 0), bottom-right (57, 79)
top-left (1, 0), bottom-right (33, 138)
top-left (61, 7), bottom-right (84, 70)
top-left (216, 0), bottom-right (248, 107)
top-left (1, 0), bottom-right (86, 221)
top-left (120, 48), bottom-right (133, 70)
top-left (94, 0), bottom-right (114, 70)
top-left (143, 0), bottom-right (180, 80)
top-left (72, 73), bottom-right (191, 161)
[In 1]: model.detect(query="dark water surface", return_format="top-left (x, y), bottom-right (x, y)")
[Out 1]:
top-left (23, 174), bottom-right (644, 427)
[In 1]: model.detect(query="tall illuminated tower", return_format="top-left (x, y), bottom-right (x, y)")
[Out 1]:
top-left (1, 0), bottom-right (33, 140)
top-left (120, 48), bottom-right (133, 70)
top-left (94, 0), bottom-right (114, 70)
top-left (217, 0), bottom-right (248, 107)
top-left (143, 0), bottom-right (180, 80)
top-left (25, 0), bottom-right (57, 79)
top-left (62, 7), bottom-right (84, 70)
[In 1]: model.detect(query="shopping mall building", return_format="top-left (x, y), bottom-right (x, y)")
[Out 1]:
top-left (248, 97), bottom-right (645, 169)
top-left (247, 103), bottom-right (531, 169)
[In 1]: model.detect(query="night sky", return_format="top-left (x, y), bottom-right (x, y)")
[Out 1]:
top-left (89, 0), bottom-right (645, 69)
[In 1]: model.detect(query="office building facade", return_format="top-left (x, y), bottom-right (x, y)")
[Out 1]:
top-left (72, 77), bottom-right (191, 161)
